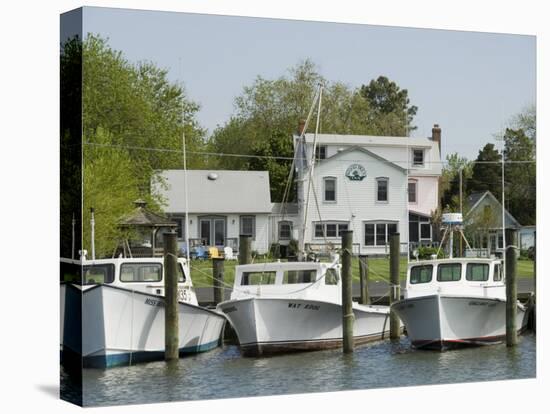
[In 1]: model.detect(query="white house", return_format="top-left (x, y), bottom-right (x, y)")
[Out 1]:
top-left (156, 125), bottom-right (442, 257)
top-left (155, 170), bottom-right (273, 254)
top-left (278, 124), bottom-right (442, 255)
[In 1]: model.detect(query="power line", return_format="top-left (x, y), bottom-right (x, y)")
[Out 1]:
top-left (82, 142), bottom-right (536, 165)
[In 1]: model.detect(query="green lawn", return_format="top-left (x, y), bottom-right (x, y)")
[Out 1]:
top-left (188, 257), bottom-right (535, 288)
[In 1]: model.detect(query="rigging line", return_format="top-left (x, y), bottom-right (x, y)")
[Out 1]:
top-left (302, 84), bottom-right (323, 254)
top-left (81, 142), bottom-right (536, 164)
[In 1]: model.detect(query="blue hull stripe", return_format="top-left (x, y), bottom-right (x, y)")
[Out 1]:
top-left (63, 339), bottom-right (221, 369)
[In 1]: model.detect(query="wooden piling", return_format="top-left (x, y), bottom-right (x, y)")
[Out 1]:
top-left (389, 233), bottom-right (401, 339)
top-left (341, 230), bottom-right (354, 353)
top-left (163, 231), bottom-right (179, 360)
top-left (505, 244), bottom-right (518, 347)
top-left (358, 255), bottom-right (370, 305)
top-left (212, 257), bottom-right (225, 304)
top-left (239, 234), bottom-right (252, 265)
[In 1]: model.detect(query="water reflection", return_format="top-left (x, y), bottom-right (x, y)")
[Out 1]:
top-left (70, 334), bottom-right (536, 407)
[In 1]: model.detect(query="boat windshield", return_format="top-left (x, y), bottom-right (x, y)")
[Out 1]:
top-left (410, 265), bottom-right (433, 284)
top-left (283, 269), bottom-right (317, 284)
top-left (325, 268), bottom-right (339, 285)
top-left (241, 271), bottom-right (277, 286)
top-left (83, 264), bottom-right (115, 285)
top-left (466, 263), bottom-right (489, 281)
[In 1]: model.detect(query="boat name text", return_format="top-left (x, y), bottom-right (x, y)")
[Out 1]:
top-left (145, 298), bottom-right (164, 307)
top-left (288, 303), bottom-right (320, 311)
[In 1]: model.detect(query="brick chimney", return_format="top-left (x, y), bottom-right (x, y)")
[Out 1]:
top-left (297, 119), bottom-right (306, 136)
top-left (431, 124), bottom-right (441, 156)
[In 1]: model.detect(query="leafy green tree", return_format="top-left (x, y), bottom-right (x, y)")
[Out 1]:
top-left (503, 127), bottom-right (536, 225)
top-left (61, 34), bottom-right (206, 257)
top-left (467, 143), bottom-right (502, 201)
top-left (360, 75), bottom-right (418, 135)
top-left (209, 60), bottom-right (418, 201)
top-left (440, 153), bottom-right (473, 210)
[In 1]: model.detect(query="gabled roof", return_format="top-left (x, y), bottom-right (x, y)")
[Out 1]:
top-left (157, 170), bottom-right (273, 214)
top-left (320, 145), bottom-right (407, 173)
top-left (302, 133), bottom-right (435, 149)
top-left (118, 200), bottom-right (177, 228)
top-left (465, 190), bottom-right (521, 229)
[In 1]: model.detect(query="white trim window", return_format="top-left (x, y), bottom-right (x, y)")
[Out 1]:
top-left (174, 217), bottom-right (186, 240)
top-left (376, 177), bottom-right (389, 203)
top-left (314, 221), bottom-right (349, 239)
top-left (412, 149), bottom-right (424, 166)
top-left (315, 145), bottom-right (327, 160)
top-left (364, 221), bottom-right (398, 246)
top-left (278, 220), bottom-right (292, 240)
top-left (408, 180), bottom-right (417, 204)
top-left (240, 215), bottom-right (256, 240)
top-left (323, 177), bottom-right (337, 203)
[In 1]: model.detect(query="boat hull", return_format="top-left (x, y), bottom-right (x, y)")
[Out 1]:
top-left (61, 284), bottom-right (226, 368)
top-left (218, 297), bottom-right (390, 356)
top-left (391, 294), bottom-right (527, 350)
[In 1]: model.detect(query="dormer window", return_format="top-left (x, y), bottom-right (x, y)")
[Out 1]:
top-left (412, 149), bottom-right (424, 166)
top-left (315, 145), bottom-right (327, 160)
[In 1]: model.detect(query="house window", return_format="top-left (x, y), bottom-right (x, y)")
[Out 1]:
top-left (420, 222), bottom-right (432, 240)
top-left (240, 216), bottom-right (256, 239)
top-left (313, 222), bottom-right (349, 239)
top-left (278, 221), bottom-right (292, 240)
top-left (412, 149), bottom-right (424, 166)
top-left (174, 218), bottom-right (185, 240)
top-left (315, 145), bottom-right (327, 160)
top-left (324, 177), bottom-right (336, 202)
top-left (364, 222), bottom-right (398, 246)
top-left (376, 177), bottom-right (388, 202)
top-left (408, 181), bottom-right (417, 203)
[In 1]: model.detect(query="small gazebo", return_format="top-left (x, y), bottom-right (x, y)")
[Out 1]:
top-left (116, 199), bottom-right (177, 257)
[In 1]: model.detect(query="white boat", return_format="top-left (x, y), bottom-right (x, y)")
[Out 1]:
top-left (217, 257), bottom-right (391, 356)
top-left (60, 256), bottom-right (226, 368)
top-left (391, 257), bottom-right (528, 350)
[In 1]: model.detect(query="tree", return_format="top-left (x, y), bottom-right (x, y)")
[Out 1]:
top-left (209, 60), bottom-right (418, 201)
top-left (503, 127), bottom-right (536, 225)
top-left (467, 143), bottom-right (502, 201)
top-left (440, 153), bottom-right (473, 211)
top-left (61, 34), bottom-right (206, 257)
top-left (360, 75), bottom-right (418, 135)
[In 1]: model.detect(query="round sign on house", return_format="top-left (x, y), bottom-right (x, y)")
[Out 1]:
top-left (345, 164), bottom-right (367, 181)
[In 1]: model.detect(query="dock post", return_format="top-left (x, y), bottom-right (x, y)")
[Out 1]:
top-left (505, 228), bottom-right (518, 347)
top-left (163, 231), bottom-right (179, 361)
top-left (359, 255), bottom-right (370, 305)
top-left (341, 230), bottom-right (354, 353)
top-left (389, 233), bottom-right (401, 339)
top-left (212, 257), bottom-right (225, 304)
top-left (239, 234), bottom-right (252, 265)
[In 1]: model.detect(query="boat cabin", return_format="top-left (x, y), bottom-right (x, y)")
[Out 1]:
top-left (60, 257), bottom-right (198, 305)
top-left (231, 261), bottom-right (342, 302)
top-left (405, 257), bottom-right (504, 300)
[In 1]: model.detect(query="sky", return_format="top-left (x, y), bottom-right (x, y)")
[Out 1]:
top-left (74, 6), bottom-right (536, 160)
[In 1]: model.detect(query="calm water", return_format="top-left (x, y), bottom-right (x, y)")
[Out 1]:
top-left (61, 334), bottom-right (536, 407)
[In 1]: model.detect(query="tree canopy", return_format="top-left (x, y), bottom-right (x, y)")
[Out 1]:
top-left (61, 34), bottom-right (206, 257)
top-left (208, 60), bottom-right (418, 201)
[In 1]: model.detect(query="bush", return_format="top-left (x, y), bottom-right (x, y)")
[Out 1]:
top-left (414, 246), bottom-right (444, 260)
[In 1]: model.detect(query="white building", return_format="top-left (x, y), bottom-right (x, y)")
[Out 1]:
top-left (156, 125), bottom-right (442, 256)
top-left (280, 124), bottom-right (442, 255)
top-left (156, 170), bottom-right (273, 254)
